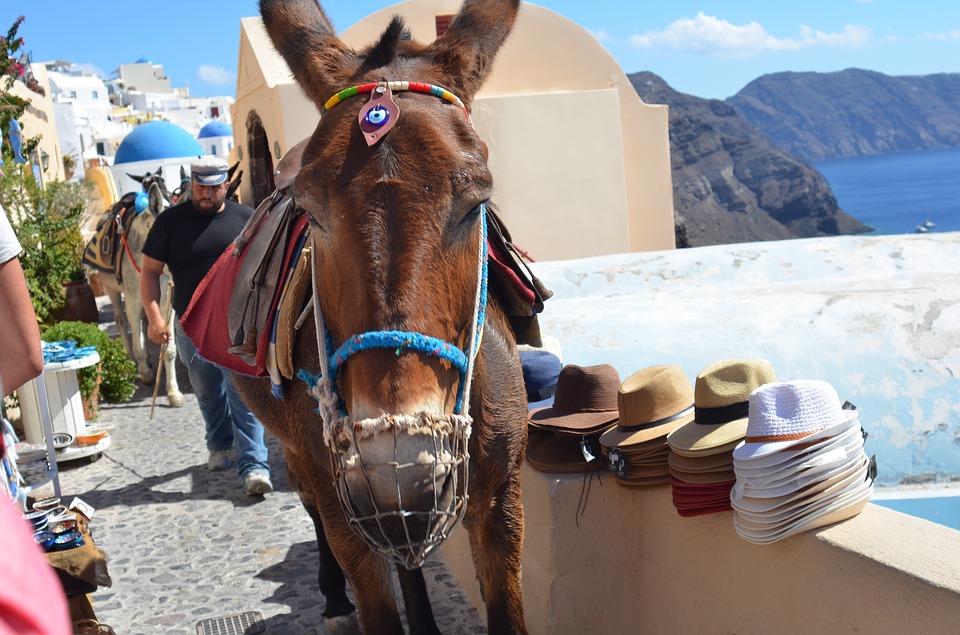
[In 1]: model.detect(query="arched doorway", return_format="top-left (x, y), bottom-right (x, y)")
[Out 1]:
top-left (246, 111), bottom-right (275, 207)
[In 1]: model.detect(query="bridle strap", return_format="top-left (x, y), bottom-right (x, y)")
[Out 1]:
top-left (322, 81), bottom-right (469, 120)
top-left (320, 205), bottom-right (488, 417)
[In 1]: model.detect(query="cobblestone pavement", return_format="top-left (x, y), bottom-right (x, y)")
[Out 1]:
top-left (38, 307), bottom-right (487, 634)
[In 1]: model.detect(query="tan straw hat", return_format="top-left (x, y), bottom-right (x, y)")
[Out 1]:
top-left (599, 365), bottom-right (695, 448)
top-left (667, 359), bottom-right (777, 453)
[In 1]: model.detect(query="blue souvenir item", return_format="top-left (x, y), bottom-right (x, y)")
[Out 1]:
top-left (8, 119), bottom-right (26, 164)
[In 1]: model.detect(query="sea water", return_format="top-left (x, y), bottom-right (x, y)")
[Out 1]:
top-left (816, 146), bottom-right (960, 530)
top-left (814, 146), bottom-right (960, 235)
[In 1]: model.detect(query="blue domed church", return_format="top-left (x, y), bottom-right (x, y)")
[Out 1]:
top-left (111, 120), bottom-right (203, 196)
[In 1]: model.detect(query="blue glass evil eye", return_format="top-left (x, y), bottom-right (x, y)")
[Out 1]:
top-left (365, 106), bottom-right (390, 127)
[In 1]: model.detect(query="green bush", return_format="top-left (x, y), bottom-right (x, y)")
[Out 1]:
top-left (1, 168), bottom-right (92, 324)
top-left (41, 321), bottom-right (137, 405)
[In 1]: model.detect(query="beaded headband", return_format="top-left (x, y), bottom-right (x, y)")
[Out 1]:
top-left (322, 81), bottom-right (470, 146)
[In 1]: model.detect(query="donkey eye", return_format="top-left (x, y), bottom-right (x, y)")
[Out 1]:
top-left (462, 201), bottom-right (486, 224)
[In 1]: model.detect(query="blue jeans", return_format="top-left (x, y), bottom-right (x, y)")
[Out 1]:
top-left (175, 323), bottom-right (270, 480)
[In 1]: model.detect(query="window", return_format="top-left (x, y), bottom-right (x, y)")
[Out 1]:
top-left (95, 142), bottom-right (106, 156)
top-left (92, 90), bottom-right (98, 99)
top-left (212, 147), bottom-right (218, 155)
top-left (69, 90), bottom-right (77, 98)
top-left (211, 106), bottom-right (219, 118)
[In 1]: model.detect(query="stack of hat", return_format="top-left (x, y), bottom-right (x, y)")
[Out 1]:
top-left (731, 380), bottom-right (876, 544)
top-left (526, 364), bottom-right (621, 473)
top-left (666, 359), bottom-right (777, 517)
top-left (599, 365), bottom-right (695, 489)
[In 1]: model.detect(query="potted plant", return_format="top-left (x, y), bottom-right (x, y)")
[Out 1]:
top-left (41, 321), bottom-right (137, 420)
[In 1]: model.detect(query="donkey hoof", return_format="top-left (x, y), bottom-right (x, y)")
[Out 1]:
top-left (138, 371), bottom-right (154, 384)
top-left (167, 392), bottom-right (185, 408)
top-left (325, 613), bottom-right (360, 635)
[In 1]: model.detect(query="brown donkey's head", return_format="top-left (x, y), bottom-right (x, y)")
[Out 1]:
top-left (260, 0), bottom-right (520, 564)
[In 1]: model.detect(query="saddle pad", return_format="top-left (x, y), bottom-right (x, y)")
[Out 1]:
top-left (179, 209), bottom-right (309, 377)
top-left (82, 193), bottom-right (137, 273)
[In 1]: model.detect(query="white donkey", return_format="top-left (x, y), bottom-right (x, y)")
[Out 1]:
top-left (95, 177), bottom-right (184, 407)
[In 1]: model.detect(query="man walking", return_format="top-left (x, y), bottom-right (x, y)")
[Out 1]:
top-left (141, 156), bottom-right (273, 495)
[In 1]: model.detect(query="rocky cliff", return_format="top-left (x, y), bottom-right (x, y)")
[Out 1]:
top-left (728, 69), bottom-right (960, 161)
top-left (629, 72), bottom-right (871, 247)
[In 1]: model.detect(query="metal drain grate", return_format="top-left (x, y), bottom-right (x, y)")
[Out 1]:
top-left (195, 611), bottom-right (266, 635)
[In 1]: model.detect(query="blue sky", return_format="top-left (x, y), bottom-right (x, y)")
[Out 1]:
top-left (6, 1), bottom-right (960, 100)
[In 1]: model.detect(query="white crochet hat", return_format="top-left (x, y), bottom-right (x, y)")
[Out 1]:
top-left (732, 380), bottom-right (859, 461)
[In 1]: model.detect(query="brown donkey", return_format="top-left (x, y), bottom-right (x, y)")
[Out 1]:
top-left (234, 1), bottom-right (529, 632)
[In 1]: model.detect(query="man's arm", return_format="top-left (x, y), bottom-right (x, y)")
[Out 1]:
top-left (0, 256), bottom-right (43, 394)
top-left (140, 254), bottom-right (171, 345)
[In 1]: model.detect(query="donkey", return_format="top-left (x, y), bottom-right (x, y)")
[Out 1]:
top-left (96, 179), bottom-right (184, 407)
top-left (233, 0), bottom-right (528, 632)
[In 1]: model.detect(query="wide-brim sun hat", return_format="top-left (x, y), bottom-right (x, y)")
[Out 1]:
top-left (733, 481), bottom-right (873, 544)
top-left (732, 380), bottom-right (860, 461)
top-left (526, 428), bottom-right (610, 474)
top-left (733, 421), bottom-right (864, 473)
top-left (528, 364), bottom-right (621, 433)
top-left (667, 359), bottom-right (777, 453)
top-left (599, 365), bottom-right (695, 448)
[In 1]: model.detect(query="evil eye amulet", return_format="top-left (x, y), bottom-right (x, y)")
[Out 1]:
top-left (365, 106), bottom-right (390, 127)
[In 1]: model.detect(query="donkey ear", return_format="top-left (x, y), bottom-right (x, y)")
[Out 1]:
top-left (427, 0), bottom-right (520, 103)
top-left (259, 0), bottom-right (360, 110)
top-left (128, 172), bottom-right (145, 183)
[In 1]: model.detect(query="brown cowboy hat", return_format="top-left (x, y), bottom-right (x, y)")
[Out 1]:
top-left (599, 365), bottom-right (695, 448)
top-left (667, 359), bottom-right (777, 453)
top-left (528, 364), bottom-right (621, 433)
top-left (525, 428), bottom-right (611, 474)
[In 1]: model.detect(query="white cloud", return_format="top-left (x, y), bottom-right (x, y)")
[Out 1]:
top-left (588, 28), bottom-right (612, 43)
top-left (197, 64), bottom-right (235, 85)
top-left (73, 63), bottom-right (106, 78)
top-left (922, 29), bottom-right (960, 41)
top-left (629, 12), bottom-right (872, 59)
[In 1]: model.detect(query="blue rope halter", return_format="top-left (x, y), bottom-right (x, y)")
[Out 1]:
top-left (323, 205), bottom-right (489, 415)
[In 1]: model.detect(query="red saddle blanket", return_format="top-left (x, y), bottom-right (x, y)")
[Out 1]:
top-left (179, 196), bottom-right (309, 377)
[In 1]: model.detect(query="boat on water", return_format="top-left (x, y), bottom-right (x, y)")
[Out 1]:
top-left (915, 225), bottom-right (928, 233)
top-left (924, 219), bottom-right (936, 228)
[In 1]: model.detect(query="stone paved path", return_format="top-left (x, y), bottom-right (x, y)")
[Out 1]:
top-left (38, 306), bottom-right (487, 634)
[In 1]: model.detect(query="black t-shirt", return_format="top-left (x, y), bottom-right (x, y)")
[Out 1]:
top-left (142, 199), bottom-right (253, 316)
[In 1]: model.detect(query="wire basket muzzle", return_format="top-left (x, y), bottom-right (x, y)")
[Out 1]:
top-left (329, 412), bottom-right (472, 569)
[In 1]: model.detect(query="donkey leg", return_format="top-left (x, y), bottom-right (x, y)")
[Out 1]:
top-left (162, 312), bottom-right (184, 407)
top-left (466, 470), bottom-right (528, 635)
top-left (106, 288), bottom-right (133, 355)
top-left (126, 303), bottom-right (153, 383)
top-left (395, 565), bottom-right (440, 635)
top-left (301, 499), bottom-right (355, 618)
top-left (319, 499), bottom-right (405, 634)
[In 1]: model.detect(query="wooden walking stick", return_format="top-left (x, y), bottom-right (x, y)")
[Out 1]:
top-left (149, 280), bottom-right (175, 420)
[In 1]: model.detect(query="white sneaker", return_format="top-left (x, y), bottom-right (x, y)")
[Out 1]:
top-left (244, 470), bottom-right (273, 496)
top-left (208, 449), bottom-right (232, 471)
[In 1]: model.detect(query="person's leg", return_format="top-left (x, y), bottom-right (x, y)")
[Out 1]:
top-left (222, 372), bottom-right (271, 480)
top-left (174, 324), bottom-right (234, 457)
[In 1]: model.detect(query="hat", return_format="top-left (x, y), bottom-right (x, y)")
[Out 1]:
top-left (733, 380), bottom-right (859, 461)
top-left (598, 365), bottom-right (695, 448)
top-left (190, 156), bottom-right (229, 186)
top-left (528, 364), bottom-right (621, 432)
top-left (520, 350), bottom-right (563, 411)
top-left (517, 333), bottom-right (563, 361)
top-left (667, 359), bottom-right (777, 453)
top-left (525, 428), bottom-right (606, 474)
